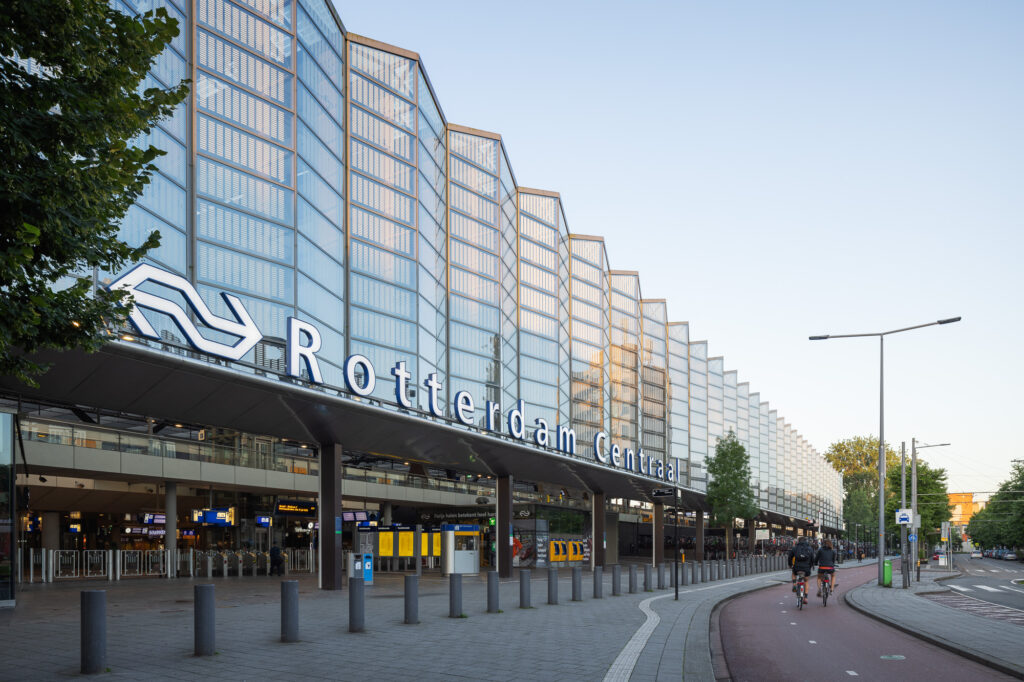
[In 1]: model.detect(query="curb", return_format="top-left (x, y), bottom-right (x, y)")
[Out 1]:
top-left (843, 585), bottom-right (1024, 680)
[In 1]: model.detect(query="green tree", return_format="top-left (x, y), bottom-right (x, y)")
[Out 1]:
top-left (824, 436), bottom-right (899, 539)
top-left (706, 431), bottom-right (759, 560)
top-left (968, 461), bottom-right (1024, 549)
top-left (1, 0), bottom-right (188, 385)
top-left (884, 460), bottom-right (951, 558)
top-left (824, 436), bottom-right (900, 483)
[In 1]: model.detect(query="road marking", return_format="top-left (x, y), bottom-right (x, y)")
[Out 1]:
top-left (975, 585), bottom-right (1003, 592)
top-left (846, 671), bottom-right (859, 676)
top-left (603, 574), bottom-right (778, 682)
top-left (880, 655), bottom-right (906, 660)
top-left (781, 610), bottom-right (787, 613)
top-left (790, 622), bottom-right (796, 625)
top-left (809, 640), bottom-right (817, 644)
top-left (949, 585), bottom-right (972, 592)
top-left (603, 593), bottom-right (671, 682)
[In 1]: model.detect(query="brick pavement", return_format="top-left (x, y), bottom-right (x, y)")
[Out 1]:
top-left (0, 560), bottom-right (796, 681)
top-left (845, 562), bottom-right (1024, 679)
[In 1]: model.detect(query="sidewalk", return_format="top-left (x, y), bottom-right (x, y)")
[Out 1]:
top-left (0, 561), bottom-right (793, 681)
top-left (845, 561), bottom-right (1024, 679)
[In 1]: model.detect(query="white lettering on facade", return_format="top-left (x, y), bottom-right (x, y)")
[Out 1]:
top-left (111, 263), bottom-right (681, 488)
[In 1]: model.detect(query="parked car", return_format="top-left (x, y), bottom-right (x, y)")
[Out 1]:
top-left (970, 550), bottom-right (982, 559)
top-left (1004, 552), bottom-right (1018, 561)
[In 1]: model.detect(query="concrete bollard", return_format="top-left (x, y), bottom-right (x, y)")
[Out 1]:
top-left (520, 570), bottom-right (531, 608)
top-left (547, 567), bottom-right (558, 605)
top-left (612, 565), bottom-right (622, 595)
top-left (701, 561), bottom-right (708, 583)
top-left (629, 564), bottom-right (638, 593)
top-left (449, 574), bottom-right (463, 618)
top-left (405, 575), bottom-right (419, 624)
top-left (572, 567), bottom-right (582, 601)
top-left (643, 564), bottom-right (652, 591)
top-left (81, 590), bottom-right (106, 674)
top-left (487, 571), bottom-right (499, 614)
top-left (657, 563), bottom-right (665, 589)
top-left (194, 584), bottom-right (215, 656)
top-left (683, 562), bottom-right (691, 586)
top-left (593, 566), bottom-right (603, 599)
top-left (349, 577), bottom-right (365, 633)
top-left (281, 580), bottom-right (299, 642)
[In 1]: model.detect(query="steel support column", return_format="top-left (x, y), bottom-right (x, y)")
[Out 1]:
top-left (592, 492), bottom-right (606, 568)
top-left (653, 503), bottom-right (665, 565)
top-left (497, 476), bottom-right (513, 579)
top-left (319, 443), bottom-right (344, 590)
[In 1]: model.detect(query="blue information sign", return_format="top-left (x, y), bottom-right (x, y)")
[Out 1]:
top-left (908, 533), bottom-right (917, 542)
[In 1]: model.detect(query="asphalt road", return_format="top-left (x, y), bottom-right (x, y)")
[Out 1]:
top-left (944, 556), bottom-right (1024, 609)
top-left (718, 563), bottom-right (1015, 681)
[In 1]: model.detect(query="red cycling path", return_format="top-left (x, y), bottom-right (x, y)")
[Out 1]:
top-left (717, 563), bottom-right (1016, 681)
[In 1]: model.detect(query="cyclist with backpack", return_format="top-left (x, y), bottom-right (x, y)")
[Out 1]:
top-left (788, 536), bottom-right (815, 599)
top-left (815, 539), bottom-right (838, 597)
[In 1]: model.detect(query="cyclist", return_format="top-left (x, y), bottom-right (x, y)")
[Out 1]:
top-left (815, 539), bottom-right (837, 597)
top-left (788, 536), bottom-right (814, 598)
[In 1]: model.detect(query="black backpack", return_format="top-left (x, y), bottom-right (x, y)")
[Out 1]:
top-left (794, 544), bottom-right (812, 564)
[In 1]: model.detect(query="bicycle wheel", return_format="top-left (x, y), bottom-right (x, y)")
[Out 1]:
top-left (822, 582), bottom-right (829, 607)
top-left (796, 583), bottom-right (804, 610)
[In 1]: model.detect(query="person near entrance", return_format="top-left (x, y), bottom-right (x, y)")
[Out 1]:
top-left (270, 544), bottom-right (284, 576)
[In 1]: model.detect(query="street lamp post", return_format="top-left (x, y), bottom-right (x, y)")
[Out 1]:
top-left (911, 439), bottom-right (950, 581)
top-left (811, 317), bottom-right (961, 587)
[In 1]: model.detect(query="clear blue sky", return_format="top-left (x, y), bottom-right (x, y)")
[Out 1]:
top-left (337, 1), bottom-right (1023, 498)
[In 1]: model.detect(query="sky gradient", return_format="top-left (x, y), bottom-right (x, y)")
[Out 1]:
top-left (337, 1), bottom-right (1023, 498)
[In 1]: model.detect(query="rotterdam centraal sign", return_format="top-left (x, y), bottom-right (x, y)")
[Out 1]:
top-left (109, 263), bottom-right (682, 484)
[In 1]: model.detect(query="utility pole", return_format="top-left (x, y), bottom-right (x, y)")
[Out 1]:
top-left (901, 442), bottom-right (908, 588)
top-left (912, 438), bottom-right (918, 581)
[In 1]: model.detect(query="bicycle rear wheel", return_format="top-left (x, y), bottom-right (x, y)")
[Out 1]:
top-left (822, 583), bottom-right (829, 607)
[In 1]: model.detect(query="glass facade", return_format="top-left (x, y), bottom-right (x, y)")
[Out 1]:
top-left (100, 0), bottom-right (842, 526)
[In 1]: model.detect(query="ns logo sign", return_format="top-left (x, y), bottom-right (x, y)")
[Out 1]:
top-left (107, 264), bottom-right (323, 379)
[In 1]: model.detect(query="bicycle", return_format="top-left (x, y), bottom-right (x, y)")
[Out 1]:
top-left (794, 571), bottom-right (808, 610)
top-left (820, 570), bottom-right (832, 607)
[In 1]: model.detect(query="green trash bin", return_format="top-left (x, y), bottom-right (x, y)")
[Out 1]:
top-left (883, 559), bottom-right (892, 587)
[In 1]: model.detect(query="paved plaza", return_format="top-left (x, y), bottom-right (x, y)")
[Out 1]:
top-left (3, 558), bottom-right (1021, 681)
top-left (1, 562), bottom-right (786, 681)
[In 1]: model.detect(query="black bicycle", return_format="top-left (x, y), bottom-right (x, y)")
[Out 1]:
top-left (795, 571), bottom-right (808, 610)
top-left (820, 570), bottom-right (832, 607)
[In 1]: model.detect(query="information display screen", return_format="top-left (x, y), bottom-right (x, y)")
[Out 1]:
top-left (275, 499), bottom-right (317, 516)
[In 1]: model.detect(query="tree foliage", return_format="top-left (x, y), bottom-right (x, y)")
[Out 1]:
top-left (967, 461), bottom-right (1024, 550)
top-left (706, 431), bottom-right (759, 558)
top-left (884, 460), bottom-right (951, 555)
top-left (0, 0), bottom-right (188, 385)
top-left (825, 436), bottom-right (900, 538)
top-left (824, 436), bottom-right (900, 483)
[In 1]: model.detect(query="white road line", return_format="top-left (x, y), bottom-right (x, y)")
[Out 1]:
top-left (949, 585), bottom-right (972, 592)
top-left (975, 585), bottom-right (1003, 592)
top-left (809, 640), bottom-right (817, 644)
top-left (603, 593), bottom-right (672, 682)
top-left (602, 574), bottom-right (775, 682)
top-left (846, 671), bottom-right (859, 676)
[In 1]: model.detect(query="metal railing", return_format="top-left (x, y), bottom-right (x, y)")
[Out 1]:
top-left (19, 548), bottom-right (319, 583)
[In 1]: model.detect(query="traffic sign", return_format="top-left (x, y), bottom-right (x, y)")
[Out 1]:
top-left (895, 508), bottom-right (912, 525)
top-left (908, 533), bottom-right (917, 542)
